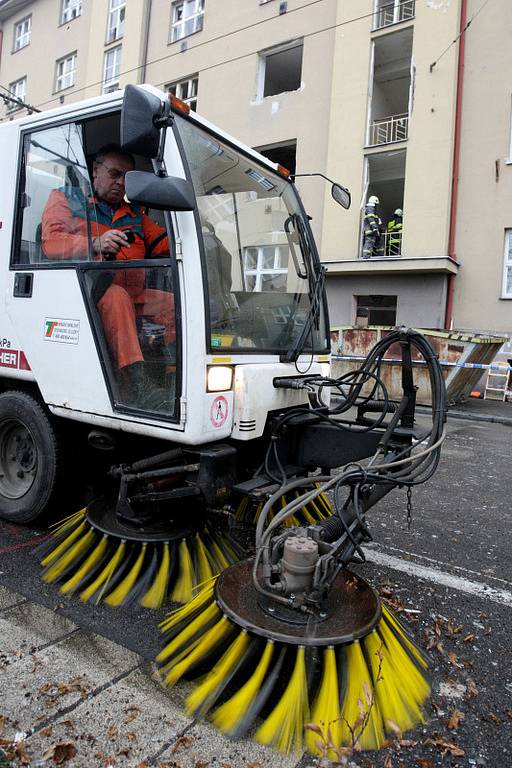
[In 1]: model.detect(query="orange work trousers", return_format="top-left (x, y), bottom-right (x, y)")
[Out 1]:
top-left (97, 284), bottom-right (176, 370)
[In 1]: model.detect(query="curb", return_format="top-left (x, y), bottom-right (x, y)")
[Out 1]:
top-left (416, 404), bottom-right (512, 428)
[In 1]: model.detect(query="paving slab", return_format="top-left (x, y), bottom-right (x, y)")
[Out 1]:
top-left (0, 631), bottom-right (140, 737)
top-left (0, 584), bottom-right (26, 610)
top-left (156, 719), bottom-right (299, 768)
top-left (24, 668), bottom-right (191, 767)
top-left (0, 601), bottom-right (77, 660)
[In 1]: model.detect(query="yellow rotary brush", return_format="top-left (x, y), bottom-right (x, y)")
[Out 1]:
top-left (40, 506), bottom-right (241, 608)
top-left (235, 485), bottom-right (333, 526)
top-left (156, 564), bottom-right (430, 756)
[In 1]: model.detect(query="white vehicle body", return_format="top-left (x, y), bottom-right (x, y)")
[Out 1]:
top-left (0, 86), bottom-right (330, 451)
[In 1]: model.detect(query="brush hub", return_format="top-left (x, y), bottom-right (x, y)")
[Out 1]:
top-left (86, 497), bottom-right (204, 543)
top-left (215, 559), bottom-right (381, 646)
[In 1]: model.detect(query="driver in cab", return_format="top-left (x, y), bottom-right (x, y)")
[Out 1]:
top-left (41, 144), bottom-right (175, 406)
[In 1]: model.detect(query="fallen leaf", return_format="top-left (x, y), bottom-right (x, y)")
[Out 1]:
top-left (426, 736), bottom-right (465, 757)
top-left (42, 742), bottom-right (77, 765)
top-left (416, 760), bottom-right (435, 768)
top-left (383, 755), bottom-right (393, 768)
top-left (136, 763), bottom-right (149, 768)
top-left (246, 764), bottom-right (263, 768)
top-left (481, 712), bottom-right (501, 725)
top-left (463, 633), bottom-right (475, 643)
top-left (172, 735), bottom-right (193, 754)
top-left (194, 762), bottom-right (208, 768)
top-left (447, 708), bottom-right (465, 730)
top-left (107, 724), bottom-right (118, 740)
top-left (465, 678), bottom-right (478, 699)
top-left (127, 731), bottom-right (137, 742)
top-left (506, 709), bottom-right (512, 721)
top-left (124, 705), bottom-right (141, 723)
top-left (0, 716), bottom-right (4, 736)
top-left (447, 652), bottom-right (464, 668)
top-left (40, 726), bottom-right (53, 737)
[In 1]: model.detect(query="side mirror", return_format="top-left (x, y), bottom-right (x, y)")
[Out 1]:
top-left (331, 183), bottom-right (351, 209)
top-left (125, 171), bottom-right (196, 212)
top-left (121, 85), bottom-right (163, 158)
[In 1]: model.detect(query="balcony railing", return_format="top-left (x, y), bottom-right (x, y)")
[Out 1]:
top-left (369, 113), bottom-right (409, 146)
top-left (360, 230), bottom-right (403, 260)
top-left (373, 0), bottom-right (415, 31)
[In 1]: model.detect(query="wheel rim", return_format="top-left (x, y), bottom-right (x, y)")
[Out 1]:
top-left (0, 419), bottom-right (37, 499)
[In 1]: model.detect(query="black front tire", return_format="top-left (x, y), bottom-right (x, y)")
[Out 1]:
top-left (0, 390), bottom-right (63, 524)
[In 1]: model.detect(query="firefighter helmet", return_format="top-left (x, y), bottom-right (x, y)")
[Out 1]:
top-left (368, 195), bottom-right (379, 205)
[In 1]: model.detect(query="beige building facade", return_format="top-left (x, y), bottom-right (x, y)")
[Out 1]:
top-left (0, 0), bottom-right (509, 336)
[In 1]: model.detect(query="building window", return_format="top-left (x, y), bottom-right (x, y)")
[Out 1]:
top-left (355, 295), bottom-right (397, 326)
top-left (103, 46), bottom-right (122, 93)
top-left (257, 140), bottom-right (297, 175)
top-left (14, 15), bottom-right (31, 51)
top-left (55, 53), bottom-right (77, 92)
top-left (167, 75), bottom-right (198, 110)
top-left (61, 0), bottom-right (82, 24)
top-left (106, 0), bottom-right (125, 43)
top-left (170, 0), bottom-right (204, 43)
top-left (259, 41), bottom-right (303, 99)
top-left (7, 77), bottom-right (26, 111)
top-left (503, 231), bottom-right (512, 298)
top-left (243, 245), bottom-right (289, 292)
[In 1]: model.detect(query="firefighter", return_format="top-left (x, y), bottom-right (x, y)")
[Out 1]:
top-left (387, 208), bottom-right (403, 256)
top-left (362, 195), bottom-right (383, 259)
top-left (42, 144), bottom-right (174, 407)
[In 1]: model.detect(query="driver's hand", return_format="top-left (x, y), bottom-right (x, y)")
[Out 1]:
top-left (93, 229), bottom-right (129, 258)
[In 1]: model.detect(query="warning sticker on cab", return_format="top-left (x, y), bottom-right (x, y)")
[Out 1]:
top-left (210, 395), bottom-right (229, 429)
top-left (44, 318), bottom-right (80, 345)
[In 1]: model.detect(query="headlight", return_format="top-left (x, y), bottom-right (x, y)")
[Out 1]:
top-left (319, 362), bottom-right (331, 378)
top-left (207, 365), bottom-right (234, 392)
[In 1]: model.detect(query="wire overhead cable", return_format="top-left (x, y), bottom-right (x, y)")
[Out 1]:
top-left (3, 0), bottom-right (384, 118)
top-left (429, 0), bottom-right (492, 71)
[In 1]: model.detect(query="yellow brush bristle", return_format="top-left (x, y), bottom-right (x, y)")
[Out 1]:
top-left (213, 640), bottom-right (274, 734)
top-left (195, 535), bottom-right (215, 585)
top-left (42, 528), bottom-right (96, 583)
top-left (205, 535), bottom-right (231, 572)
top-left (59, 536), bottom-right (108, 595)
top-left (48, 509), bottom-right (86, 536)
top-left (382, 606), bottom-right (428, 668)
top-left (163, 615), bottom-right (233, 687)
top-left (159, 579), bottom-right (216, 632)
top-left (157, 601), bottom-right (220, 665)
top-left (41, 521), bottom-right (88, 568)
top-left (104, 544), bottom-right (147, 607)
top-left (170, 539), bottom-right (194, 603)
top-left (365, 630), bottom-right (418, 734)
top-left (256, 645), bottom-right (310, 755)
top-left (377, 618), bottom-right (430, 720)
top-left (339, 641), bottom-right (385, 751)
top-left (79, 540), bottom-right (126, 603)
top-left (141, 543), bottom-right (171, 609)
top-left (306, 646), bottom-right (342, 758)
top-left (186, 630), bottom-right (250, 717)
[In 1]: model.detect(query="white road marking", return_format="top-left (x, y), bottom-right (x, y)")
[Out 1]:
top-left (364, 548), bottom-right (512, 608)
top-left (367, 542), bottom-right (512, 588)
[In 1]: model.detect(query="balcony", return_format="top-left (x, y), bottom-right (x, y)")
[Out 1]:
top-left (369, 113), bottom-right (409, 146)
top-left (373, 0), bottom-right (415, 31)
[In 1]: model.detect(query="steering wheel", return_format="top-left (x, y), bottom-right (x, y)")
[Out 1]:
top-left (145, 231), bottom-right (169, 258)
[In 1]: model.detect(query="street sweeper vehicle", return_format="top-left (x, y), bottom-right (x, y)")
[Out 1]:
top-left (0, 84), bottom-right (447, 755)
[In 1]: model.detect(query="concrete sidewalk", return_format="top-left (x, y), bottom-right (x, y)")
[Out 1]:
top-left (447, 396), bottom-right (512, 425)
top-left (0, 586), bottom-right (296, 768)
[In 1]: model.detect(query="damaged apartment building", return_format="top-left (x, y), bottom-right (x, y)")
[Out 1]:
top-left (0, 0), bottom-right (510, 336)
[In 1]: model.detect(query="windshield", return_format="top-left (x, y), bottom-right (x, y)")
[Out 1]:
top-left (175, 116), bottom-right (328, 355)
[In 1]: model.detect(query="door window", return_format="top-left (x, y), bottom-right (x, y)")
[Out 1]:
top-left (15, 122), bottom-right (98, 266)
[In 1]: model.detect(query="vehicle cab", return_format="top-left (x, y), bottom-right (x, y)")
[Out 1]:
top-left (0, 85), bottom-right (340, 447)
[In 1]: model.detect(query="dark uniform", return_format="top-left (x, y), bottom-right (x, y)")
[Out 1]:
top-left (362, 203), bottom-right (383, 259)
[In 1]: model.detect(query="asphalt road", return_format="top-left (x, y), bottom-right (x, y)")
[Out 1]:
top-left (0, 414), bottom-right (511, 767)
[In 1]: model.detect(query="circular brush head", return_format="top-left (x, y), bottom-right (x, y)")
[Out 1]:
top-left (157, 562), bottom-right (430, 756)
top-left (40, 503), bottom-right (242, 608)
